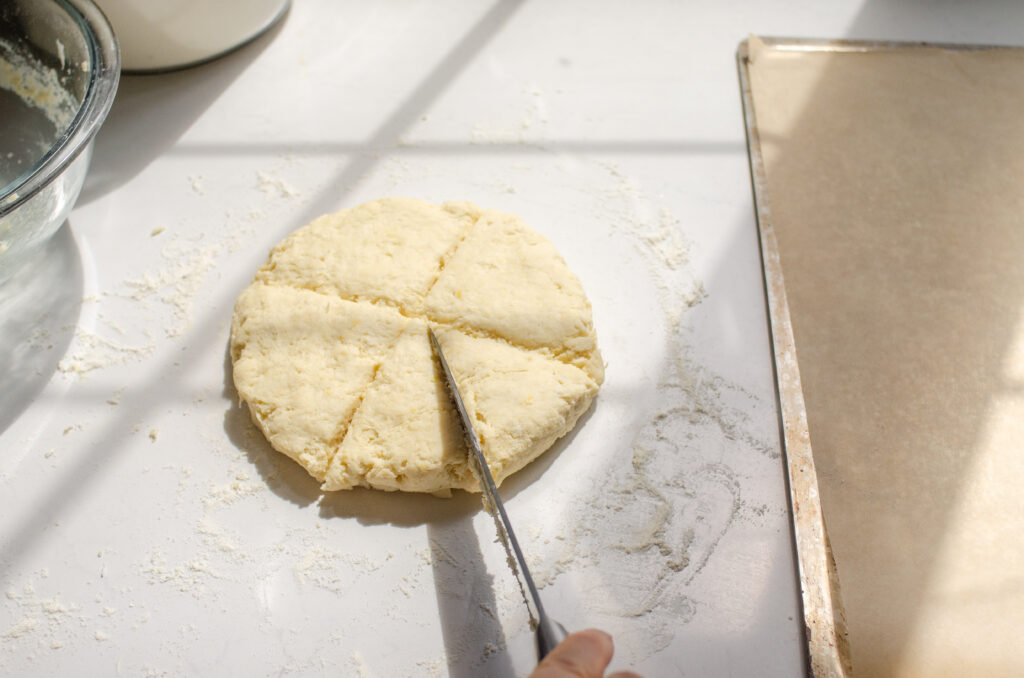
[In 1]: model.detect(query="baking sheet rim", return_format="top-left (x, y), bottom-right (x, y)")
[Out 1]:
top-left (736, 36), bottom-right (847, 678)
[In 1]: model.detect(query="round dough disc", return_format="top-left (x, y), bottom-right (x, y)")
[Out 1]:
top-left (229, 198), bottom-right (603, 493)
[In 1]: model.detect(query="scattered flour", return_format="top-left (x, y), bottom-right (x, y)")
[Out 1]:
top-left (57, 326), bottom-right (153, 374)
top-left (597, 160), bottom-right (707, 330)
top-left (0, 578), bottom-right (115, 657)
top-left (143, 551), bottom-right (220, 599)
top-left (470, 84), bottom-right (550, 145)
top-left (256, 171), bottom-right (299, 199)
top-left (348, 651), bottom-right (378, 678)
top-left (26, 325), bottom-right (54, 351)
top-left (293, 544), bottom-right (390, 594)
top-left (56, 208), bottom-right (265, 378)
top-left (203, 472), bottom-right (264, 508)
top-left (2, 617), bottom-right (38, 639)
top-left (195, 517), bottom-right (239, 553)
top-left (120, 234), bottom-right (220, 338)
top-left (414, 656), bottom-right (447, 676)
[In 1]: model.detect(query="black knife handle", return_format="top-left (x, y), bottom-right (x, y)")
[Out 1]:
top-left (536, 617), bottom-right (570, 661)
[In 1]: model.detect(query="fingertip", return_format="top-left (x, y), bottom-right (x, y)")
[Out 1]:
top-left (579, 628), bottom-right (613, 650)
top-left (536, 628), bottom-right (615, 677)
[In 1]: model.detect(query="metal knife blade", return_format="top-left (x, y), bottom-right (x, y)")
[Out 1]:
top-left (427, 327), bottom-right (568, 660)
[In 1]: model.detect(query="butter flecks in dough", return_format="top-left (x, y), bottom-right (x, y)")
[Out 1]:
top-left (255, 198), bottom-right (479, 313)
top-left (424, 208), bottom-right (603, 382)
top-left (230, 284), bottom-right (410, 480)
top-left (230, 198), bottom-right (603, 493)
top-left (323, 323), bottom-right (465, 492)
top-left (323, 324), bottom-right (599, 492)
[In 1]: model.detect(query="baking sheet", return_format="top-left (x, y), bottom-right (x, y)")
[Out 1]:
top-left (0, 4), bottom-right (805, 675)
top-left (739, 35), bottom-right (1024, 678)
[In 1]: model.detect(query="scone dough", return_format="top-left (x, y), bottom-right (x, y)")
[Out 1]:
top-left (230, 198), bottom-right (603, 493)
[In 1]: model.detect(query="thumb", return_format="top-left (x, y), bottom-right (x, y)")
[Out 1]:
top-left (530, 629), bottom-right (614, 678)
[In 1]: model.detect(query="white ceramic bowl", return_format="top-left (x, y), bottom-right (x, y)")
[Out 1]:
top-left (0, 0), bottom-right (120, 285)
top-left (96, 0), bottom-right (290, 72)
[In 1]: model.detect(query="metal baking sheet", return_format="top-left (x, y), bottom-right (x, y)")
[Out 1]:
top-left (738, 35), bottom-right (1023, 678)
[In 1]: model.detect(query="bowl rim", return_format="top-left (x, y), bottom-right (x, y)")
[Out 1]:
top-left (0, 0), bottom-right (120, 218)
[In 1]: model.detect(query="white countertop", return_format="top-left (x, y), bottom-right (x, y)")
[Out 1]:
top-left (1, 2), bottom-right (1019, 676)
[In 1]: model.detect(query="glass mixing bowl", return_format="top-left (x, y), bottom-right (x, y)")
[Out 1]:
top-left (0, 0), bottom-right (119, 285)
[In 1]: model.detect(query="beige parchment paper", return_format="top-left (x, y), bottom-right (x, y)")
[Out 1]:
top-left (747, 37), bottom-right (1024, 678)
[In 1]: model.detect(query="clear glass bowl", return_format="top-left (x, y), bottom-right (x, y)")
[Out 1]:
top-left (0, 0), bottom-right (119, 285)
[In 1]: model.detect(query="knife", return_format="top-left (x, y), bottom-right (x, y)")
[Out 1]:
top-left (427, 327), bottom-right (569, 661)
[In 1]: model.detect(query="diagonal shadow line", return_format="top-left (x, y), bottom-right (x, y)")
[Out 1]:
top-left (0, 0), bottom-right (527, 577)
top-left (0, 223), bottom-right (83, 438)
top-left (287, 0), bottom-right (529, 229)
top-left (428, 519), bottom-right (517, 678)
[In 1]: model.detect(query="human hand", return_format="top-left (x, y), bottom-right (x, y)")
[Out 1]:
top-left (528, 629), bottom-right (643, 678)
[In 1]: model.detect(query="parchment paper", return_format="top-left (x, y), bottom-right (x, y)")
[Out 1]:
top-left (747, 37), bottom-right (1024, 678)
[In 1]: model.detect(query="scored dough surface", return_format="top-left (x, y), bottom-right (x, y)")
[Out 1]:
top-left (230, 198), bottom-right (603, 493)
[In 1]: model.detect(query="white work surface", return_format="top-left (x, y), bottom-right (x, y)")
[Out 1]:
top-left (1, 2), bottom-right (1018, 676)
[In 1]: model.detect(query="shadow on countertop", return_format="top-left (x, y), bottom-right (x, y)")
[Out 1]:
top-left (76, 7), bottom-right (290, 207)
top-left (0, 222), bottom-right (82, 437)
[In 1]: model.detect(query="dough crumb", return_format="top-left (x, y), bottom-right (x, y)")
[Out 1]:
top-left (255, 171), bottom-right (298, 198)
top-left (3, 617), bottom-right (38, 638)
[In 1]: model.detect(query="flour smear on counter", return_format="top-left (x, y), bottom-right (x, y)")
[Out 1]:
top-left (489, 159), bottom-right (780, 662)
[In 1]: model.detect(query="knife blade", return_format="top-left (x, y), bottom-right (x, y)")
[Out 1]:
top-left (427, 326), bottom-right (568, 661)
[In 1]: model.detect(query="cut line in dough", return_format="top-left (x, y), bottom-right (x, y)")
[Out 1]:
top-left (230, 198), bottom-right (603, 494)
